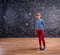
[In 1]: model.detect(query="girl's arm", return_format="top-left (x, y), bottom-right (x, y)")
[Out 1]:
top-left (42, 19), bottom-right (45, 27)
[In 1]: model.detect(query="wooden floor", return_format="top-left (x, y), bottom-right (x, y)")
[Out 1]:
top-left (0, 38), bottom-right (60, 55)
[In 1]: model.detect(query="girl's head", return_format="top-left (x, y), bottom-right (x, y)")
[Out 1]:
top-left (35, 13), bottom-right (41, 20)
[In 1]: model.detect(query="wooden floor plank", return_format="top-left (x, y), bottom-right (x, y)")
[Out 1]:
top-left (0, 38), bottom-right (60, 55)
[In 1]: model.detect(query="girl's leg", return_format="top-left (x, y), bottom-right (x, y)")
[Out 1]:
top-left (36, 30), bottom-right (41, 47)
top-left (40, 30), bottom-right (45, 47)
top-left (38, 35), bottom-right (41, 47)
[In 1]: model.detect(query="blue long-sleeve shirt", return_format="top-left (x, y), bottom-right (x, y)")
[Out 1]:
top-left (35, 19), bottom-right (45, 30)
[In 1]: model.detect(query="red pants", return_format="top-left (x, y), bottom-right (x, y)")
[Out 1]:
top-left (36, 30), bottom-right (45, 47)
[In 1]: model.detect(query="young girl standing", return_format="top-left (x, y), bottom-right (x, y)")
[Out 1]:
top-left (35, 13), bottom-right (46, 50)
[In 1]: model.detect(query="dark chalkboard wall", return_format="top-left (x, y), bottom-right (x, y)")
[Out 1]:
top-left (0, 0), bottom-right (60, 37)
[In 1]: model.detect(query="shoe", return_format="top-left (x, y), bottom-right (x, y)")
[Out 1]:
top-left (42, 47), bottom-right (46, 51)
top-left (37, 47), bottom-right (42, 51)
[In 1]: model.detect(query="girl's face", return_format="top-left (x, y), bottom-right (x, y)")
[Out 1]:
top-left (35, 14), bottom-right (41, 20)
